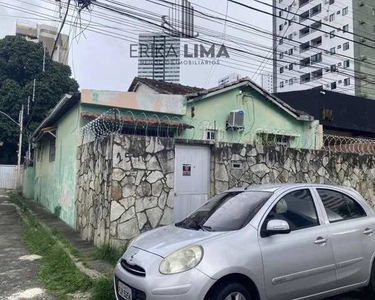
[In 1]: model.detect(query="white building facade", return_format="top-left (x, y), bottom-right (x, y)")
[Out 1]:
top-left (261, 72), bottom-right (274, 93)
top-left (272, 0), bottom-right (375, 98)
top-left (218, 73), bottom-right (243, 86)
top-left (137, 33), bottom-right (181, 83)
top-left (16, 23), bottom-right (69, 65)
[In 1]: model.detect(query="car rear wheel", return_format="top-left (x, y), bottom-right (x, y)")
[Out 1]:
top-left (366, 261), bottom-right (375, 295)
top-left (210, 282), bottom-right (252, 300)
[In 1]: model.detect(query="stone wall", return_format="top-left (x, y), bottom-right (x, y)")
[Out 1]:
top-left (109, 135), bottom-right (175, 248)
top-left (212, 143), bottom-right (375, 206)
top-left (76, 136), bottom-right (113, 246)
top-left (75, 134), bottom-right (175, 248)
top-left (76, 136), bottom-right (375, 248)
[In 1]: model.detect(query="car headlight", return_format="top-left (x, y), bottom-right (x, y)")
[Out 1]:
top-left (159, 245), bottom-right (203, 275)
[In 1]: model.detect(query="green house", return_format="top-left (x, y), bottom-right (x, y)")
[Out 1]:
top-left (26, 89), bottom-right (191, 227)
top-left (181, 78), bottom-right (322, 149)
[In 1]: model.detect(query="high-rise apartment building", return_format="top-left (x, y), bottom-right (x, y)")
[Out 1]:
top-left (16, 23), bottom-right (69, 65)
top-left (261, 72), bottom-right (274, 93)
top-left (137, 33), bottom-right (181, 83)
top-left (272, 0), bottom-right (375, 99)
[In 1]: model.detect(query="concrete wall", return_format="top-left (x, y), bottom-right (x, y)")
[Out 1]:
top-left (182, 86), bottom-right (321, 149)
top-left (34, 105), bottom-right (80, 227)
top-left (76, 135), bottom-right (175, 248)
top-left (23, 166), bottom-right (35, 198)
top-left (80, 89), bottom-right (187, 115)
top-left (212, 143), bottom-right (375, 206)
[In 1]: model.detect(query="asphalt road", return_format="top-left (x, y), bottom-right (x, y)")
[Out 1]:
top-left (0, 193), bottom-right (53, 300)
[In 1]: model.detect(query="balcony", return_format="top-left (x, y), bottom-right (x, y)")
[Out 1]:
top-left (310, 21), bottom-right (322, 32)
top-left (300, 73), bottom-right (311, 84)
top-left (300, 42), bottom-right (310, 53)
top-left (299, 0), bottom-right (309, 8)
top-left (300, 57), bottom-right (311, 68)
top-left (311, 36), bottom-right (322, 47)
top-left (311, 53), bottom-right (322, 64)
top-left (300, 11), bottom-right (309, 22)
top-left (311, 69), bottom-right (323, 81)
top-left (310, 4), bottom-right (322, 17)
top-left (299, 26), bottom-right (310, 38)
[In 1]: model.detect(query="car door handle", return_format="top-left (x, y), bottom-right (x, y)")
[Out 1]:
top-left (364, 228), bottom-right (373, 236)
top-left (314, 237), bottom-right (328, 245)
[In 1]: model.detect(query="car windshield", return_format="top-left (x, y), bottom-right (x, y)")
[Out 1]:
top-left (175, 191), bottom-right (272, 232)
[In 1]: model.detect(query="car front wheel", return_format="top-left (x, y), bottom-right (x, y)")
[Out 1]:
top-left (210, 282), bottom-right (252, 300)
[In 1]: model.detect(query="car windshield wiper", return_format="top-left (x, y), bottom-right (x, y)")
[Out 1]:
top-left (175, 220), bottom-right (214, 231)
top-left (198, 225), bottom-right (214, 232)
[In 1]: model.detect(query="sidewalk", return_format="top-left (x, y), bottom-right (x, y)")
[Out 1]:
top-left (0, 193), bottom-right (54, 300)
top-left (18, 197), bottom-right (114, 277)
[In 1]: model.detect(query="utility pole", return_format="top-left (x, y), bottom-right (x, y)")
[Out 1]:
top-left (17, 105), bottom-right (24, 190)
top-left (42, 47), bottom-right (46, 72)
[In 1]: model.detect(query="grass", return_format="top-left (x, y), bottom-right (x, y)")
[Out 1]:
top-left (94, 243), bottom-right (124, 266)
top-left (91, 278), bottom-right (116, 300)
top-left (9, 193), bottom-right (118, 300)
top-left (22, 213), bottom-right (92, 299)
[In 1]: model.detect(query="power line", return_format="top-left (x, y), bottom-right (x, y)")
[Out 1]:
top-left (51, 0), bottom-right (72, 59)
top-left (91, 0), bottom-right (375, 89)
top-left (228, 0), bottom-right (375, 51)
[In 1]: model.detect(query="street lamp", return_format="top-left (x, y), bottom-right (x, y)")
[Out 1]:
top-left (0, 106), bottom-right (24, 189)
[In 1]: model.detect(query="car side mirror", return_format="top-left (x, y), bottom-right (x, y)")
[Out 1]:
top-left (265, 219), bottom-right (291, 236)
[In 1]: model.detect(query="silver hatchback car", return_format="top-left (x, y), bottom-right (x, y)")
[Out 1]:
top-left (114, 184), bottom-right (375, 300)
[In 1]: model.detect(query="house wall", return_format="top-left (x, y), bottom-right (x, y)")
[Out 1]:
top-left (75, 133), bottom-right (375, 249)
top-left (23, 166), bottom-right (35, 198)
top-left (182, 87), bottom-right (321, 149)
top-left (34, 105), bottom-right (80, 227)
top-left (80, 89), bottom-right (187, 115)
top-left (76, 134), bottom-right (175, 248)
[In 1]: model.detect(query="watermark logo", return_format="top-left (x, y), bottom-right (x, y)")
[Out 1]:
top-left (130, 0), bottom-right (229, 65)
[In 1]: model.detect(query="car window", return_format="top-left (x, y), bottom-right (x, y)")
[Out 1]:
top-left (264, 189), bottom-right (319, 232)
top-left (317, 189), bottom-right (367, 223)
top-left (175, 191), bottom-right (272, 232)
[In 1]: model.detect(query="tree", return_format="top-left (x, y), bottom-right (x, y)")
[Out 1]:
top-left (0, 36), bottom-right (79, 164)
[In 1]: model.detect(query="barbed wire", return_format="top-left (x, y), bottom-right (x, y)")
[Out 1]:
top-left (322, 134), bottom-right (375, 155)
top-left (78, 109), bottom-right (375, 155)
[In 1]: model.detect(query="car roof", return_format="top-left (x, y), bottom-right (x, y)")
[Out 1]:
top-left (228, 183), bottom-right (356, 193)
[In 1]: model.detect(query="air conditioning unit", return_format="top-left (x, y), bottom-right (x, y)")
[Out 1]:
top-left (324, 33), bottom-right (329, 37)
top-left (293, 32), bottom-right (297, 36)
top-left (360, 55), bottom-right (368, 61)
top-left (324, 0), bottom-right (329, 4)
top-left (324, 16), bottom-right (329, 21)
top-left (359, 20), bottom-right (366, 25)
top-left (338, 80), bottom-right (342, 84)
top-left (360, 38), bottom-right (366, 43)
top-left (227, 110), bottom-right (244, 130)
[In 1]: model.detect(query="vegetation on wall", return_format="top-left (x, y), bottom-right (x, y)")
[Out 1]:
top-left (0, 36), bottom-right (78, 164)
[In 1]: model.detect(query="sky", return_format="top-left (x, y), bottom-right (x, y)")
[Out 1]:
top-left (0, 0), bottom-right (272, 91)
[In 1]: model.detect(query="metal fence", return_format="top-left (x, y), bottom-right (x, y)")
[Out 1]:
top-left (0, 165), bottom-right (23, 190)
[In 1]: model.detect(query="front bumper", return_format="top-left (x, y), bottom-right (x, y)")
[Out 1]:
top-left (114, 247), bottom-right (215, 300)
